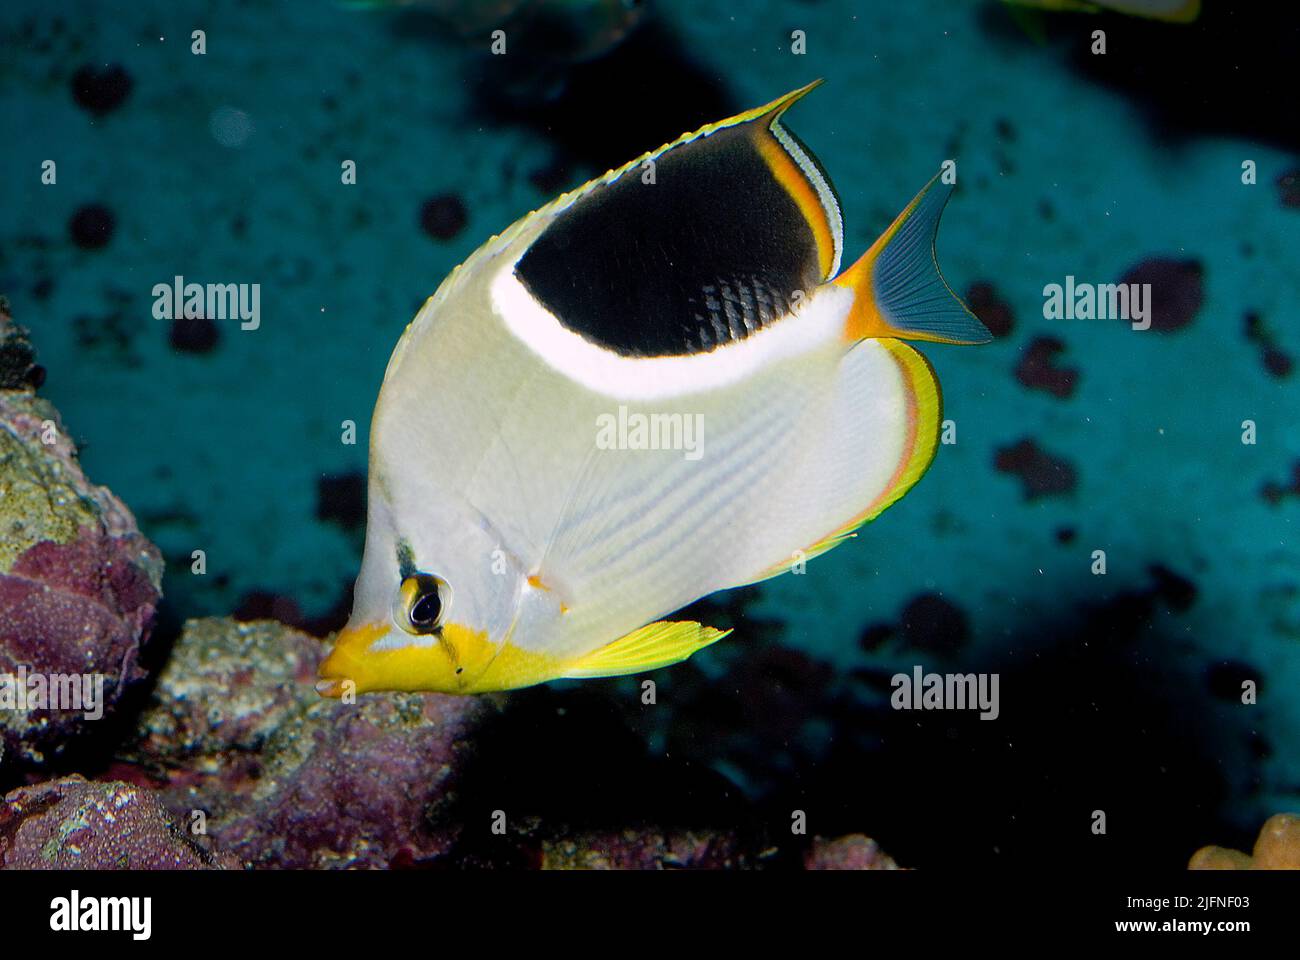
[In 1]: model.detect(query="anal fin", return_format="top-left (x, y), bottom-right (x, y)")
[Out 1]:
top-left (561, 621), bottom-right (732, 679)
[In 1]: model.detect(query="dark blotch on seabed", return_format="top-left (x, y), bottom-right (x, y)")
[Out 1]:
top-left (858, 593), bottom-right (971, 658)
top-left (858, 622), bottom-right (894, 654)
top-left (233, 591), bottom-right (305, 628)
top-left (1015, 335), bottom-right (1077, 399)
top-left (233, 580), bottom-right (353, 638)
top-left (1262, 347), bottom-right (1294, 379)
top-left (1260, 460), bottom-right (1300, 506)
top-left (71, 64), bottom-right (133, 116)
top-left (68, 204), bottom-right (115, 250)
top-left (528, 160), bottom-right (574, 196)
top-left (900, 593), bottom-right (971, 656)
top-left (965, 281), bottom-right (1015, 339)
top-left (994, 437), bottom-right (1078, 500)
top-left (1205, 660), bottom-right (1264, 702)
top-left (419, 194), bottom-right (468, 241)
top-left (1277, 168), bottom-right (1300, 209)
top-left (470, 18), bottom-right (734, 179)
top-left (316, 470), bottom-right (366, 531)
top-left (1148, 563), bottom-right (1197, 613)
top-left (169, 315), bottom-right (219, 354)
top-left (1243, 311), bottom-right (1293, 379)
top-left (1117, 257), bottom-right (1203, 332)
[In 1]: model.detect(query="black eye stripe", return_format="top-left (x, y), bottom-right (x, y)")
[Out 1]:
top-left (395, 540), bottom-right (419, 581)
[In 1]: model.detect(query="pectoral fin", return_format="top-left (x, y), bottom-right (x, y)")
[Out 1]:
top-left (561, 620), bottom-right (732, 679)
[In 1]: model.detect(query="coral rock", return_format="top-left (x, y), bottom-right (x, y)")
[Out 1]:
top-left (127, 617), bottom-right (493, 868)
top-left (129, 619), bottom-right (322, 763)
top-left (542, 828), bottom-right (750, 870)
top-left (0, 775), bottom-right (240, 869)
top-left (804, 834), bottom-right (900, 871)
top-left (0, 306), bottom-right (163, 772)
top-left (0, 311), bottom-right (41, 390)
top-left (1189, 813), bottom-right (1300, 869)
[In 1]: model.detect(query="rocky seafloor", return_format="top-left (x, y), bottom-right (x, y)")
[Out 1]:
top-left (1, 304), bottom-right (1296, 871)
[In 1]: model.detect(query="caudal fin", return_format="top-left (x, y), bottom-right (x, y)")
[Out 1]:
top-left (835, 173), bottom-right (992, 345)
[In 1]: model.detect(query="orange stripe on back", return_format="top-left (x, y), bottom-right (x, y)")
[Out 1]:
top-left (755, 132), bottom-right (836, 281)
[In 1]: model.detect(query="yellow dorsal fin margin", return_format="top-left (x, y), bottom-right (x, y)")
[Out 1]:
top-left (740, 78), bottom-right (825, 126)
top-left (538, 81), bottom-right (829, 235)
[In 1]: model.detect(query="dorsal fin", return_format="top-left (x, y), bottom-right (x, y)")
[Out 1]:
top-left (513, 82), bottom-right (844, 358)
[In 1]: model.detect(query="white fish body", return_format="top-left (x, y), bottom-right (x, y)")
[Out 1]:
top-left (319, 82), bottom-right (989, 697)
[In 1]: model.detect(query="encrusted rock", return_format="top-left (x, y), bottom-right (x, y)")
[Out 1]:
top-left (0, 304), bottom-right (163, 772)
top-left (127, 617), bottom-right (493, 868)
top-left (542, 828), bottom-right (751, 870)
top-left (804, 834), bottom-right (900, 870)
top-left (1189, 813), bottom-right (1300, 870)
top-left (0, 775), bottom-right (239, 869)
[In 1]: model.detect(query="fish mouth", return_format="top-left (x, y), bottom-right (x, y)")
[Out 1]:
top-left (316, 621), bottom-right (388, 698)
top-left (314, 677), bottom-right (349, 698)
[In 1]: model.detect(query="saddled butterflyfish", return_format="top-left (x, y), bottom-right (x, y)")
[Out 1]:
top-left (317, 80), bottom-right (991, 698)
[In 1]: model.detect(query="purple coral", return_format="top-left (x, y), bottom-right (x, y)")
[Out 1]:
top-left (0, 776), bottom-right (239, 869)
top-left (129, 617), bottom-right (492, 868)
top-left (0, 307), bottom-right (163, 772)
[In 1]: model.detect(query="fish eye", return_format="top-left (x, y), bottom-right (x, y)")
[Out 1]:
top-left (394, 573), bottom-right (452, 635)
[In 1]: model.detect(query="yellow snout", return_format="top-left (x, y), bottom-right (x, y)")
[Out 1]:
top-left (316, 621), bottom-right (388, 697)
top-left (317, 615), bottom-right (575, 696)
top-left (316, 620), bottom-right (502, 696)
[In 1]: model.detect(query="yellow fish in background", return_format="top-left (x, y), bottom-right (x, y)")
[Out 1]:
top-left (1002, 0), bottom-right (1201, 22)
top-left (317, 81), bottom-right (991, 698)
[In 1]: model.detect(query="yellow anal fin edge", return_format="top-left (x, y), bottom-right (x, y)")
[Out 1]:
top-left (745, 338), bottom-right (942, 584)
top-left (561, 620), bottom-right (733, 680)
